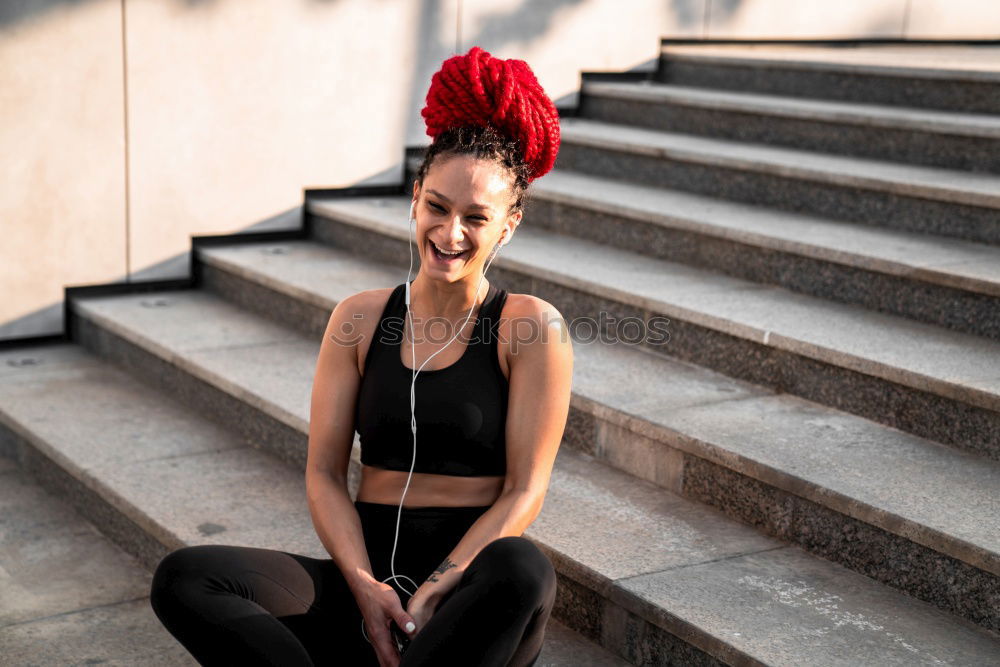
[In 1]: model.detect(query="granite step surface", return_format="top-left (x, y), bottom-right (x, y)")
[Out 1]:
top-left (0, 344), bottom-right (628, 666)
top-left (3, 341), bottom-right (998, 666)
top-left (525, 169), bottom-right (1000, 340)
top-left (579, 79), bottom-right (1000, 173)
top-left (307, 195), bottom-right (1000, 461)
top-left (188, 237), bottom-right (1000, 633)
top-left (656, 42), bottom-right (1000, 114)
top-left (554, 116), bottom-right (1000, 246)
top-left (0, 452), bottom-right (196, 665)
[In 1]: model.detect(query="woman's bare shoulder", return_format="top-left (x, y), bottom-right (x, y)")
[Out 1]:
top-left (343, 286), bottom-right (395, 317)
top-left (500, 292), bottom-right (566, 326)
top-left (497, 292), bottom-right (571, 373)
top-left (333, 287), bottom-right (397, 375)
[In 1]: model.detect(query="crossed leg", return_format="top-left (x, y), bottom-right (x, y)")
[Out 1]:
top-left (399, 536), bottom-right (558, 667)
top-left (149, 544), bottom-right (377, 666)
top-left (149, 536), bottom-right (557, 666)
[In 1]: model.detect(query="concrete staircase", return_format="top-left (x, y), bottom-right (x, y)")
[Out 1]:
top-left (2, 40), bottom-right (1000, 665)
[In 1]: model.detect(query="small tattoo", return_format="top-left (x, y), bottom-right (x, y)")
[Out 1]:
top-left (427, 558), bottom-right (457, 583)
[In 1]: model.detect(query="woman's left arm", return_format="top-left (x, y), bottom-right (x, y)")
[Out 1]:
top-left (407, 295), bottom-right (574, 621)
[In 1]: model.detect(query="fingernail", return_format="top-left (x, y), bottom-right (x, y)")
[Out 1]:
top-left (405, 621), bottom-right (416, 633)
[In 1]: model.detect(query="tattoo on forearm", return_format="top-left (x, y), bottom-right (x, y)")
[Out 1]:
top-left (427, 558), bottom-right (457, 583)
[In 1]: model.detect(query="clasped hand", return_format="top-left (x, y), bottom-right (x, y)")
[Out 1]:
top-left (356, 580), bottom-right (449, 667)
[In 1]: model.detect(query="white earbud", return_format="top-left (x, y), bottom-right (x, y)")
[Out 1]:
top-left (491, 229), bottom-right (509, 258)
top-left (405, 200), bottom-right (415, 307)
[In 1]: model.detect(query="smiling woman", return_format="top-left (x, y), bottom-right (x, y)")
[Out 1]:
top-left (149, 45), bottom-right (573, 667)
top-left (414, 142), bottom-right (518, 276)
top-left (424, 185), bottom-right (489, 263)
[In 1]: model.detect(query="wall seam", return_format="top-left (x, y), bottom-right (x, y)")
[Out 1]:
top-left (120, 0), bottom-right (131, 282)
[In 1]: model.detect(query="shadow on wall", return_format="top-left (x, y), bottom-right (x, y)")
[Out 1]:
top-left (680, 0), bottom-right (911, 39)
top-left (470, 0), bottom-right (591, 48)
top-left (0, 0), bottom-right (746, 32)
top-left (357, 0), bottom-right (595, 186)
top-left (0, 0), bottom-right (397, 30)
top-left (669, 0), bottom-right (742, 37)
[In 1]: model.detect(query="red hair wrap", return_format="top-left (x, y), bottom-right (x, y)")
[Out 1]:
top-left (420, 46), bottom-right (561, 182)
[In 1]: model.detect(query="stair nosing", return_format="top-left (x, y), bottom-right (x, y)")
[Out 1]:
top-left (659, 47), bottom-right (1000, 84)
top-left (14, 338), bottom-right (996, 662)
top-left (581, 79), bottom-right (1000, 138)
top-left (531, 169), bottom-right (1000, 299)
top-left (184, 232), bottom-right (1000, 574)
top-left (558, 116), bottom-right (1000, 209)
top-left (308, 196), bottom-right (1000, 415)
top-left (69, 297), bottom-right (310, 435)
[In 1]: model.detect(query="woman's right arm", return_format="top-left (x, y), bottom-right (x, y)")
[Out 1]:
top-left (305, 293), bottom-right (416, 665)
top-left (305, 293), bottom-right (374, 592)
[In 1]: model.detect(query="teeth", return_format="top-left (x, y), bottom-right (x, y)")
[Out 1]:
top-left (433, 241), bottom-right (465, 256)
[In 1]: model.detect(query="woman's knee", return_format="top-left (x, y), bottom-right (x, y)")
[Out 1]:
top-left (150, 545), bottom-right (226, 609)
top-left (472, 536), bottom-right (556, 601)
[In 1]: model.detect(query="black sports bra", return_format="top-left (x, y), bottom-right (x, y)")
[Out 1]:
top-left (354, 280), bottom-right (509, 477)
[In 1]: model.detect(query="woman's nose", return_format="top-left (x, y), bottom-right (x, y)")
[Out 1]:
top-left (445, 217), bottom-right (465, 243)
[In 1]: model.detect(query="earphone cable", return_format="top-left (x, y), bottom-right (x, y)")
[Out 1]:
top-left (361, 200), bottom-right (504, 645)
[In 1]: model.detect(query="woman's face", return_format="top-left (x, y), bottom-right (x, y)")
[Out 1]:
top-left (412, 154), bottom-right (521, 282)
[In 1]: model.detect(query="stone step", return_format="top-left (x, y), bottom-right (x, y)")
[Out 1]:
top-left (554, 116), bottom-right (1000, 246)
top-left (308, 195), bottom-right (1000, 462)
top-left (579, 79), bottom-right (1000, 173)
top-left (0, 346), bottom-right (627, 666)
top-left (0, 452), bottom-right (195, 665)
top-left (525, 169), bottom-right (1000, 341)
top-left (188, 237), bottom-right (1000, 634)
top-left (4, 339), bottom-right (997, 665)
top-left (657, 42), bottom-right (1000, 114)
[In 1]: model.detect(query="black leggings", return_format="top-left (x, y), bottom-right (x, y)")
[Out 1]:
top-left (149, 500), bottom-right (557, 666)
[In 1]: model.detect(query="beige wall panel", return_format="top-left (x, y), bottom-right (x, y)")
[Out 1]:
top-left (905, 0), bottom-right (1000, 38)
top-left (126, 0), bottom-right (457, 282)
top-left (3, 0), bottom-right (995, 341)
top-left (0, 1), bottom-right (126, 339)
top-left (445, 0), bottom-right (705, 144)
top-left (707, 0), bottom-right (911, 38)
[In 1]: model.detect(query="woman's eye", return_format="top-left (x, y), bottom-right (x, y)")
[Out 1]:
top-left (428, 203), bottom-right (486, 222)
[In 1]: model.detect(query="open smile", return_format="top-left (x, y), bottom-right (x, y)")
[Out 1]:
top-left (428, 239), bottom-right (471, 264)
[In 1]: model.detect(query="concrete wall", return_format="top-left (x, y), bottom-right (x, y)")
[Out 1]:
top-left (2, 0), bottom-right (998, 341)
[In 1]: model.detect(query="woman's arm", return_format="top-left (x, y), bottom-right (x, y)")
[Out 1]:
top-left (409, 295), bottom-right (574, 612)
top-left (305, 293), bottom-right (375, 592)
top-left (305, 293), bottom-right (417, 665)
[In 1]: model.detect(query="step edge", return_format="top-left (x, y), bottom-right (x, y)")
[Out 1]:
top-left (558, 119), bottom-right (1000, 209)
top-left (581, 80), bottom-right (1000, 138)
top-left (308, 198), bottom-right (1000, 415)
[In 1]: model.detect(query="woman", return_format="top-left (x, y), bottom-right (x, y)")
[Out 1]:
top-left (149, 46), bottom-right (573, 667)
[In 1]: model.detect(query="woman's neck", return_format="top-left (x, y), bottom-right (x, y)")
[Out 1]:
top-left (409, 273), bottom-right (490, 319)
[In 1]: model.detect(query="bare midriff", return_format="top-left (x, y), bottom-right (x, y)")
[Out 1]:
top-left (357, 464), bottom-right (506, 508)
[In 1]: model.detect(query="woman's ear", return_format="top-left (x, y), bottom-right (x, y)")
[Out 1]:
top-left (503, 215), bottom-right (521, 245)
top-left (410, 182), bottom-right (420, 221)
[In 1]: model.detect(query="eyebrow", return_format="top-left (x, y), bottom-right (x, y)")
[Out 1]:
top-left (426, 189), bottom-right (491, 211)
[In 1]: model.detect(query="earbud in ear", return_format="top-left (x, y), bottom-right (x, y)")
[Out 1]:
top-left (409, 200), bottom-right (416, 223)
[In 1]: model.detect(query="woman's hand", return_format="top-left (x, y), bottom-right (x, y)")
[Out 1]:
top-left (353, 580), bottom-right (417, 667)
top-left (405, 592), bottom-right (438, 639)
top-left (405, 576), bottom-right (461, 638)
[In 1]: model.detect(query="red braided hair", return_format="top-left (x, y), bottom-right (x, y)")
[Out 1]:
top-left (420, 46), bottom-right (561, 182)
